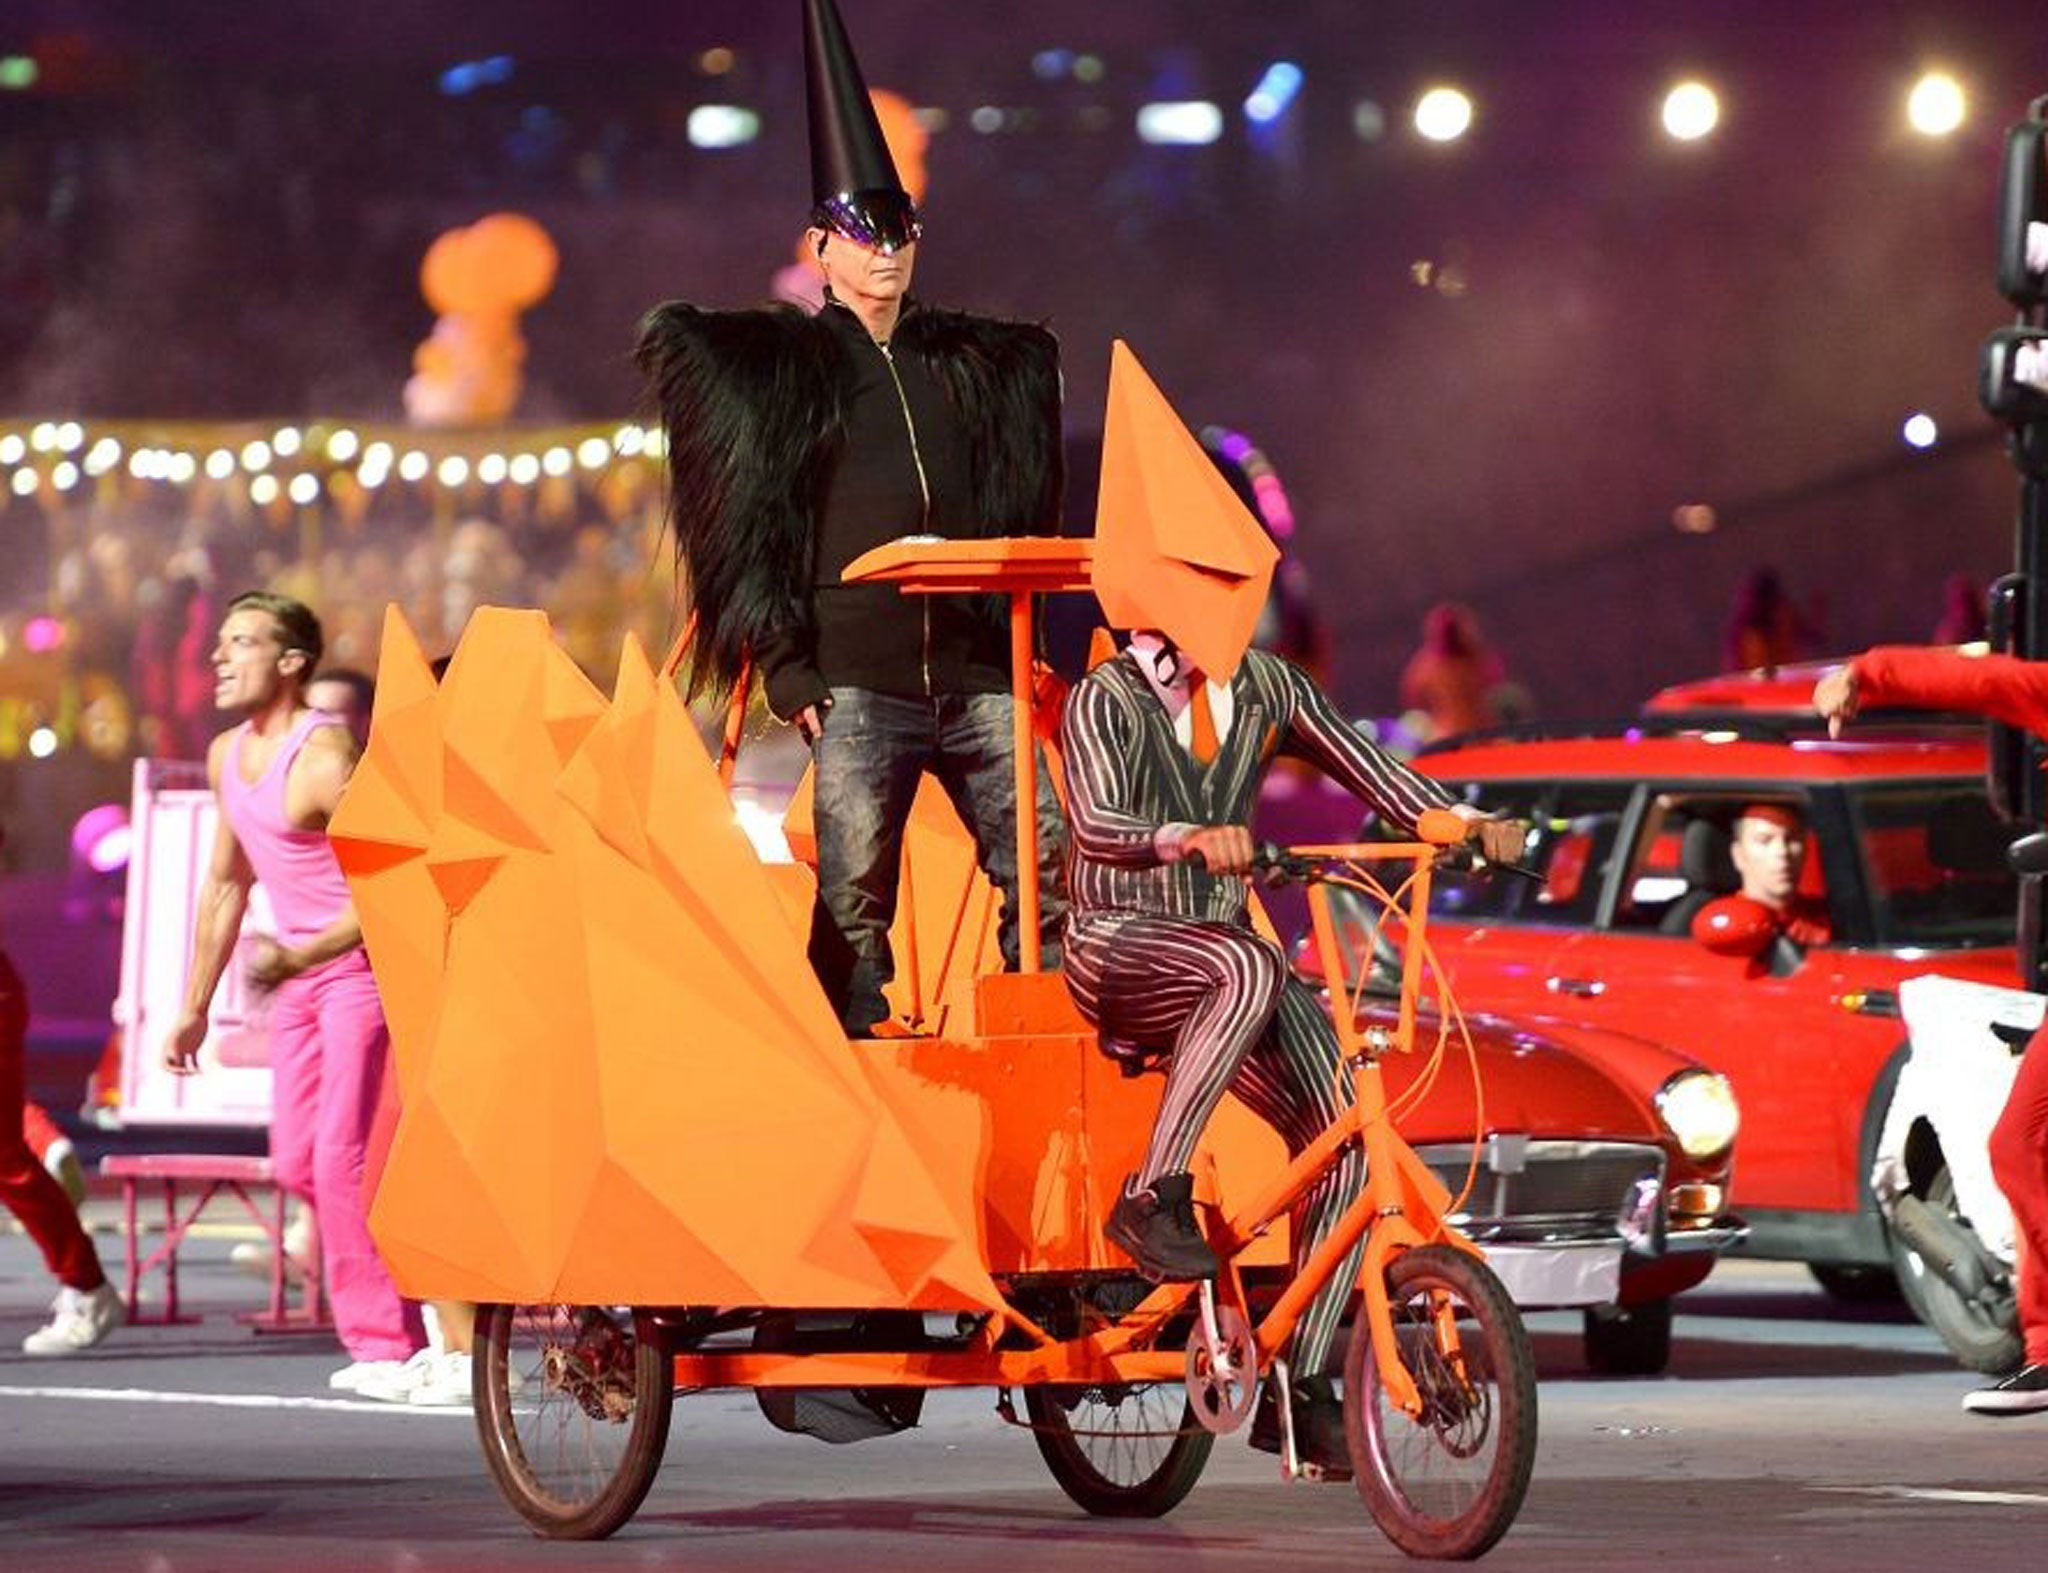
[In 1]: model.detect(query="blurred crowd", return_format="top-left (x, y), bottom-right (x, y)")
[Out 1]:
top-left (1, 493), bottom-right (679, 769)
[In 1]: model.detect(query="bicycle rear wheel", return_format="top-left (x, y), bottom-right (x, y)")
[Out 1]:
top-left (1024, 1382), bottom-right (1214, 1516)
top-left (1344, 1245), bottom-right (1537, 1560)
top-left (473, 1302), bottom-right (675, 1540)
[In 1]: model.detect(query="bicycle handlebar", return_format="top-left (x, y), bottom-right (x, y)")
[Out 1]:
top-left (1184, 834), bottom-right (1545, 887)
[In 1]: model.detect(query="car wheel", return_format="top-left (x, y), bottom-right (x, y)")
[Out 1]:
top-left (1582, 1297), bottom-right (1672, 1375)
top-left (1807, 1263), bottom-right (1903, 1303)
top-left (1890, 1159), bottom-right (2023, 1375)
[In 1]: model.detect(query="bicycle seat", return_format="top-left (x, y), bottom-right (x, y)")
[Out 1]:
top-left (1098, 1032), bottom-right (1171, 1079)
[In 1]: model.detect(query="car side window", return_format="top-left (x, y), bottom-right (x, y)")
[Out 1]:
top-left (1520, 784), bottom-right (1633, 927)
top-left (1849, 784), bottom-right (2016, 947)
top-left (1384, 781), bottom-right (1627, 927)
top-left (1426, 782), bottom-right (1552, 921)
top-left (1611, 793), bottom-right (1823, 936)
top-left (1359, 782), bottom-right (1550, 922)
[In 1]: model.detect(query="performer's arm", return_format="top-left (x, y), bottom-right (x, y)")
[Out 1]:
top-left (1062, 679), bottom-right (1180, 866)
top-left (164, 734), bottom-right (255, 1075)
top-left (756, 626), bottom-right (831, 727)
top-left (1821, 646), bottom-right (2048, 740)
top-left (1281, 663), bottom-right (1459, 832)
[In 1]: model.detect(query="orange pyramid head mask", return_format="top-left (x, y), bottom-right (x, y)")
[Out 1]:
top-left (1090, 340), bottom-right (1280, 681)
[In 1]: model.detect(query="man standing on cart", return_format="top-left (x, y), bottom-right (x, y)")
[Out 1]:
top-left (637, 0), bottom-right (1067, 1034)
top-left (1062, 347), bottom-right (1524, 1475)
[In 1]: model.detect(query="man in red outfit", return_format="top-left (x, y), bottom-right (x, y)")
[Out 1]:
top-left (1727, 802), bottom-right (1832, 949)
top-left (1, 827), bottom-right (124, 1354)
top-left (1817, 648), bottom-right (2048, 1413)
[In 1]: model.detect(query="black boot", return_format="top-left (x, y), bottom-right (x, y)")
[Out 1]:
top-left (1248, 1373), bottom-right (1352, 1479)
top-left (1106, 1171), bottom-right (1219, 1282)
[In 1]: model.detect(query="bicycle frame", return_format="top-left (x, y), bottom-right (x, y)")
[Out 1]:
top-left (663, 828), bottom-right (1484, 1420)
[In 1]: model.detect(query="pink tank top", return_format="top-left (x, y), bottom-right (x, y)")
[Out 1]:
top-left (220, 709), bottom-right (356, 950)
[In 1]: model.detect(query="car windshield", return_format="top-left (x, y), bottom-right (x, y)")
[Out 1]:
top-left (1847, 782), bottom-right (2016, 948)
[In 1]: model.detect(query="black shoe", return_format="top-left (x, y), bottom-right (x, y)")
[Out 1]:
top-left (1106, 1172), bottom-right (1219, 1282)
top-left (1963, 1362), bottom-right (2048, 1416)
top-left (1248, 1374), bottom-right (1353, 1479)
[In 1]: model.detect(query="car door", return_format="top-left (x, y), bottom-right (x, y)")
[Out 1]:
top-left (1532, 789), bottom-right (1868, 1215)
top-left (1422, 780), bottom-right (1640, 1023)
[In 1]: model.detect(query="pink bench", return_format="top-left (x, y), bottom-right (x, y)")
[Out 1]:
top-left (98, 1153), bottom-right (329, 1332)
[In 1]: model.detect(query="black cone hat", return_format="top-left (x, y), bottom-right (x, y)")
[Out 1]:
top-left (804, 0), bottom-right (920, 252)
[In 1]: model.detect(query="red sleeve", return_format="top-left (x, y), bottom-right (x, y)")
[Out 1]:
top-left (1852, 646), bottom-right (2048, 739)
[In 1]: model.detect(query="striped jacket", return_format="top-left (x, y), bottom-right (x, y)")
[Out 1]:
top-left (1061, 649), bottom-right (1457, 926)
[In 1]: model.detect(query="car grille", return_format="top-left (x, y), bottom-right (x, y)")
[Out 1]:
top-left (1412, 1139), bottom-right (1664, 1236)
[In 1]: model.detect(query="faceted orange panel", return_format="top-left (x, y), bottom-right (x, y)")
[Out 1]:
top-left (333, 607), bottom-right (1008, 1312)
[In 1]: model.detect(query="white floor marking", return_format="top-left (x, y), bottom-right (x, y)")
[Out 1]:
top-left (0, 1383), bottom-right (471, 1416)
top-left (1821, 1485), bottom-right (2048, 1508)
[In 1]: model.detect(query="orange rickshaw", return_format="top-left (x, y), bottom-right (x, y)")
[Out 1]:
top-left (331, 350), bottom-right (1539, 1560)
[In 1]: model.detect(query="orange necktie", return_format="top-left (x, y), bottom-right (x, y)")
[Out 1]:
top-left (1187, 672), bottom-right (1219, 764)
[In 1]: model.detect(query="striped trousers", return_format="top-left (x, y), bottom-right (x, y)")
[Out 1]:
top-left (1064, 913), bottom-right (1367, 1374)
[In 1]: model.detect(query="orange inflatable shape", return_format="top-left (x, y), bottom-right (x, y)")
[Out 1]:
top-left (1091, 339), bottom-right (1280, 681)
top-left (330, 606), bottom-right (1008, 1312)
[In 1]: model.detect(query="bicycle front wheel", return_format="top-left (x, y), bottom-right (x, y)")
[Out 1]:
top-left (1344, 1245), bottom-right (1537, 1560)
top-left (473, 1302), bottom-right (675, 1540)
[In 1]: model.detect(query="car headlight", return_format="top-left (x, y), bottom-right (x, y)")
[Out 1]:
top-left (1655, 1069), bottom-right (1740, 1161)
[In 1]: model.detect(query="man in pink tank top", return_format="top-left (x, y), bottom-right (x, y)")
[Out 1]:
top-left (164, 591), bottom-right (425, 1390)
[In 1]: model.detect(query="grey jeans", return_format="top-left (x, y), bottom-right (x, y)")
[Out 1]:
top-left (808, 686), bottom-right (1067, 1033)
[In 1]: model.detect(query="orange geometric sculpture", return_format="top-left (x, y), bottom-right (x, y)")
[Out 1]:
top-left (1091, 339), bottom-right (1280, 681)
top-left (330, 606), bottom-right (1008, 1311)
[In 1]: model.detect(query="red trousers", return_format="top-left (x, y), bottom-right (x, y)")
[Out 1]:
top-left (0, 949), bottom-right (104, 1291)
top-left (1991, 1030), bottom-right (2048, 1367)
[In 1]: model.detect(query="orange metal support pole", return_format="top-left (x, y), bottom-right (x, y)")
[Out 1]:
top-left (718, 657), bottom-right (751, 791)
top-left (659, 611), bottom-right (699, 683)
top-left (1009, 589), bottom-right (1041, 972)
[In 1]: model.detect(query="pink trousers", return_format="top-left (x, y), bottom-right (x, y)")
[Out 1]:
top-left (1, 950), bottom-right (104, 1292)
top-left (268, 954), bottom-right (421, 1362)
top-left (1992, 1030), bottom-right (2048, 1368)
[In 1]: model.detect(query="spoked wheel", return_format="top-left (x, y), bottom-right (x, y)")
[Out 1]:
top-left (1344, 1245), bottom-right (1538, 1560)
top-left (473, 1302), bottom-right (675, 1540)
top-left (1024, 1382), bottom-right (1215, 1516)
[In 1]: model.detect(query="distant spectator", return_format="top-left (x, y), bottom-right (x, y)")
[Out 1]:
top-left (1400, 601), bottom-right (1506, 743)
top-left (1933, 572), bottom-right (1989, 647)
top-left (1723, 566), bottom-right (1821, 673)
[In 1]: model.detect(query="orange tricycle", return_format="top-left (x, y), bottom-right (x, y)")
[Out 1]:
top-left (333, 538), bottom-right (1537, 1561)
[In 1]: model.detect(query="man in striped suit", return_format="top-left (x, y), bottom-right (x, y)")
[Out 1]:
top-left (1061, 630), bottom-right (1523, 1474)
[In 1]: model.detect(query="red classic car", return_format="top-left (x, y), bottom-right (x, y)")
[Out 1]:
top-left (1385, 686), bottom-right (2018, 1351)
top-left (1295, 914), bottom-right (1742, 1375)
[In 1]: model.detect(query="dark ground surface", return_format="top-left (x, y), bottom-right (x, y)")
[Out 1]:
top-left (1, 1218), bottom-right (2043, 1573)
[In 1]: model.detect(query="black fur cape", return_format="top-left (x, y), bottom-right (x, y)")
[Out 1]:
top-left (634, 299), bottom-right (1063, 701)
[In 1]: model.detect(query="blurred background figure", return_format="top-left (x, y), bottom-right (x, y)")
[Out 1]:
top-left (305, 668), bottom-right (375, 747)
top-left (1933, 572), bottom-right (1989, 646)
top-left (1400, 601), bottom-right (1507, 743)
top-left (1723, 565), bottom-right (1823, 673)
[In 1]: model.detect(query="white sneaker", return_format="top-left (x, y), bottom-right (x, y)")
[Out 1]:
top-left (407, 1350), bottom-right (474, 1407)
top-left (352, 1347), bottom-right (443, 1402)
top-left (22, 1282), bottom-right (125, 1355)
top-left (328, 1355), bottom-right (421, 1394)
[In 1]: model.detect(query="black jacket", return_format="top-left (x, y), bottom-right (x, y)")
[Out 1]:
top-left (636, 296), bottom-right (1063, 718)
